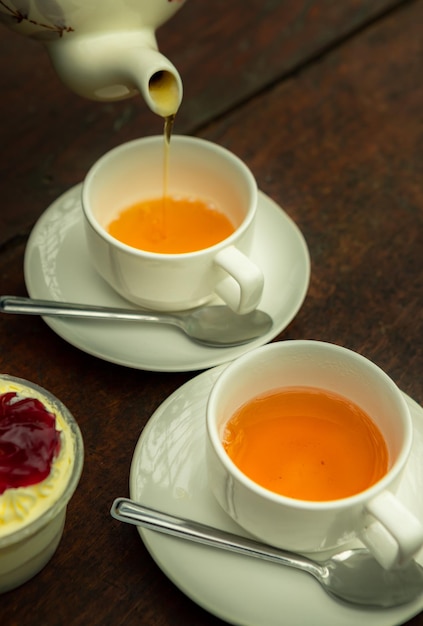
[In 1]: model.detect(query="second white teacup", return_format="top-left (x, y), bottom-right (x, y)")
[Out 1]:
top-left (206, 341), bottom-right (423, 569)
top-left (82, 135), bottom-right (264, 314)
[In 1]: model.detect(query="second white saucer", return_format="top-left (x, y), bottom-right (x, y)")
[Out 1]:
top-left (130, 366), bottom-right (423, 626)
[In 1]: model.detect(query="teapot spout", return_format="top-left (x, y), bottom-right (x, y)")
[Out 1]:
top-left (135, 48), bottom-right (183, 118)
top-left (46, 32), bottom-right (183, 117)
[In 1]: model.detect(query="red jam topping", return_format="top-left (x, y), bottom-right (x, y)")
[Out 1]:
top-left (0, 392), bottom-right (61, 495)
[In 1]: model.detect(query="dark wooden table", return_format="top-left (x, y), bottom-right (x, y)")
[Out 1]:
top-left (1, 1), bottom-right (422, 624)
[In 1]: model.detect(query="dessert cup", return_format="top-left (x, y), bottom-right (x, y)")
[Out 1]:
top-left (0, 375), bottom-right (84, 593)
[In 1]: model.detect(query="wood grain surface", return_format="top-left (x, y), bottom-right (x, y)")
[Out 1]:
top-left (0, 1), bottom-right (422, 624)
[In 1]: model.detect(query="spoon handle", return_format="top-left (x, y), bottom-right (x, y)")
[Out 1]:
top-left (110, 497), bottom-right (320, 577)
top-left (0, 295), bottom-right (164, 323)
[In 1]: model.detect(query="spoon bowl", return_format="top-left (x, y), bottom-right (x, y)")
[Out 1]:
top-left (0, 296), bottom-right (273, 348)
top-left (110, 497), bottom-right (423, 608)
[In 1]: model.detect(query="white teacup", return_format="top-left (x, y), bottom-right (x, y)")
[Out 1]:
top-left (82, 135), bottom-right (264, 314)
top-left (206, 340), bottom-right (423, 569)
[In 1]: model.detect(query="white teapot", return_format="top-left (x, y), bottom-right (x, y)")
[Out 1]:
top-left (0, 0), bottom-right (186, 117)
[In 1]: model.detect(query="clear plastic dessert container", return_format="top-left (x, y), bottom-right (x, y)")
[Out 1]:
top-left (0, 374), bottom-right (84, 593)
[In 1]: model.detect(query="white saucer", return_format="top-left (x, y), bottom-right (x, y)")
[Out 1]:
top-left (130, 366), bottom-right (423, 626)
top-left (24, 184), bottom-right (310, 372)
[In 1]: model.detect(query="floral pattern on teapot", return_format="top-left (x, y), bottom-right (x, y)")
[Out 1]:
top-left (0, 0), bottom-right (187, 40)
top-left (0, 0), bottom-right (73, 39)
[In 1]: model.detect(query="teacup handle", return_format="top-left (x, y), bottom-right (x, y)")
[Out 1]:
top-left (213, 246), bottom-right (264, 315)
top-left (360, 491), bottom-right (423, 569)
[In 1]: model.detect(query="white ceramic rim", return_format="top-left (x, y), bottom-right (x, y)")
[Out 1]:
top-left (0, 375), bottom-right (84, 548)
top-left (206, 340), bottom-right (413, 511)
top-left (81, 134), bottom-right (258, 259)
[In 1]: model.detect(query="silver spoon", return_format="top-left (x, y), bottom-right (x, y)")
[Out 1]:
top-left (0, 296), bottom-right (272, 347)
top-left (110, 497), bottom-right (423, 608)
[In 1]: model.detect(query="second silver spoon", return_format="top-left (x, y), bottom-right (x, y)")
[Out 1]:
top-left (0, 296), bottom-right (273, 348)
top-left (110, 497), bottom-right (423, 608)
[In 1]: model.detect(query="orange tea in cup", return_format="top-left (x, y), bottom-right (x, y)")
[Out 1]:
top-left (222, 386), bottom-right (388, 501)
top-left (107, 195), bottom-right (235, 254)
